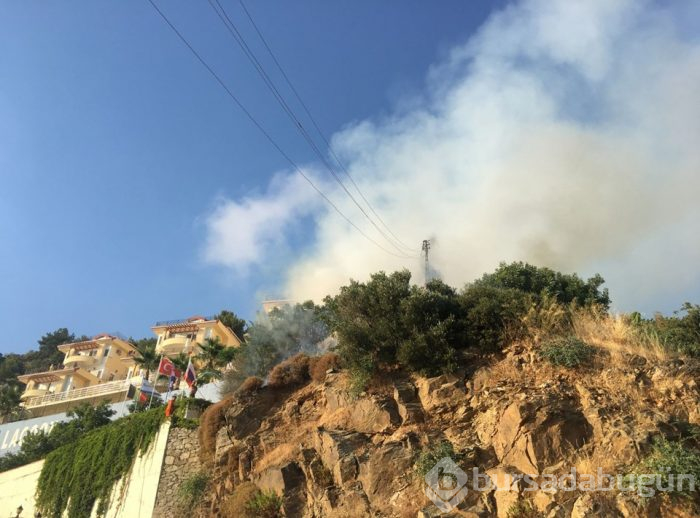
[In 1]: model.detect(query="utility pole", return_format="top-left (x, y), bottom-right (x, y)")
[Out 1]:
top-left (421, 239), bottom-right (431, 285)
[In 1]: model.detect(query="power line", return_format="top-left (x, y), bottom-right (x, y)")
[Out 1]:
top-left (207, 0), bottom-right (417, 257)
top-left (237, 0), bottom-right (418, 253)
top-left (146, 0), bottom-right (413, 260)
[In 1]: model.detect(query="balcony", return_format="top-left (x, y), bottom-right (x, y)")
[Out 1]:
top-left (156, 335), bottom-right (193, 355)
top-left (23, 379), bottom-right (132, 409)
top-left (20, 388), bottom-right (48, 400)
top-left (63, 354), bottom-right (98, 367)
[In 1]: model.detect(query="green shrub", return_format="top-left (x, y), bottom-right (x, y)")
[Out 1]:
top-left (507, 499), bottom-right (543, 518)
top-left (414, 440), bottom-right (457, 477)
top-left (176, 471), bottom-right (210, 514)
top-left (626, 437), bottom-right (700, 502)
top-left (539, 337), bottom-right (594, 368)
top-left (246, 489), bottom-right (283, 517)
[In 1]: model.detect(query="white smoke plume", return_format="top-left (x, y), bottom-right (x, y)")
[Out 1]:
top-left (203, 0), bottom-right (700, 312)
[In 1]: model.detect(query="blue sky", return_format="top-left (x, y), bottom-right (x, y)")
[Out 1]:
top-left (0, 1), bottom-right (502, 351)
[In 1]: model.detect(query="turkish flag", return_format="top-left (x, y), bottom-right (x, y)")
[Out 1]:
top-left (158, 357), bottom-right (181, 378)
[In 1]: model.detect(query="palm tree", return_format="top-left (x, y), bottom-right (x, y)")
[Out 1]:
top-left (171, 352), bottom-right (190, 375)
top-left (133, 342), bottom-right (158, 379)
top-left (195, 337), bottom-right (237, 383)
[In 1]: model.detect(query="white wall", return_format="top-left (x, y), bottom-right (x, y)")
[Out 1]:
top-left (0, 459), bottom-right (44, 516)
top-left (0, 421), bottom-right (171, 518)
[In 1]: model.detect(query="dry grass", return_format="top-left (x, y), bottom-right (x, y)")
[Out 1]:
top-left (221, 482), bottom-right (260, 518)
top-left (309, 352), bottom-right (341, 383)
top-left (571, 309), bottom-right (671, 362)
top-left (268, 353), bottom-right (311, 389)
top-left (253, 442), bottom-right (300, 474)
top-left (237, 376), bottom-right (264, 395)
top-left (198, 397), bottom-right (233, 463)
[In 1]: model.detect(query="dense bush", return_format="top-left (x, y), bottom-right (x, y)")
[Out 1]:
top-left (237, 376), bottom-right (264, 395)
top-left (0, 402), bottom-right (114, 472)
top-left (539, 337), bottom-right (595, 368)
top-left (322, 264), bottom-right (612, 389)
top-left (267, 354), bottom-right (311, 389)
top-left (473, 261), bottom-right (611, 309)
top-left (308, 352), bottom-right (341, 382)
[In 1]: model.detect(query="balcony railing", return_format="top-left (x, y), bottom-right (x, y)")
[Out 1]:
top-left (63, 354), bottom-right (98, 366)
top-left (23, 379), bottom-right (133, 409)
top-left (154, 315), bottom-right (216, 327)
top-left (156, 335), bottom-right (193, 355)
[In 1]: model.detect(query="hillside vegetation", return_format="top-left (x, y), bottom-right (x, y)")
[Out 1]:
top-left (192, 263), bottom-right (700, 518)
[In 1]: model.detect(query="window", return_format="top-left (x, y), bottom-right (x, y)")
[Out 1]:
top-left (103, 346), bottom-right (111, 357)
top-left (204, 328), bottom-right (212, 339)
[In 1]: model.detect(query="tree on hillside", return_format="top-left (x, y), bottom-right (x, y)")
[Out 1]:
top-left (217, 310), bottom-right (248, 341)
top-left (0, 354), bottom-right (25, 387)
top-left (23, 328), bottom-right (84, 374)
top-left (0, 384), bottom-right (22, 424)
top-left (473, 261), bottom-right (611, 309)
top-left (324, 270), bottom-right (412, 379)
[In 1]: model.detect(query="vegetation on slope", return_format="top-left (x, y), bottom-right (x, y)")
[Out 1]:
top-left (35, 406), bottom-right (166, 518)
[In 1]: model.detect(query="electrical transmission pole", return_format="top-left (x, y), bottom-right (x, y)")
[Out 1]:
top-left (421, 239), bottom-right (431, 284)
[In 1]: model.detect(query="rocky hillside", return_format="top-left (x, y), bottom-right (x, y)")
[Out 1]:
top-left (198, 339), bottom-right (699, 518)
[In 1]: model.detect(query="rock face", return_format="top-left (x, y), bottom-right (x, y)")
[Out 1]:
top-left (198, 344), bottom-right (700, 518)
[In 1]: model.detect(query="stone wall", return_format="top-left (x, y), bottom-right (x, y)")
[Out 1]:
top-left (153, 426), bottom-right (202, 518)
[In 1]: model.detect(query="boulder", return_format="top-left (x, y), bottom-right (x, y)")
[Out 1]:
top-left (415, 374), bottom-right (467, 413)
top-left (393, 380), bottom-right (425, 424)
top-left (255, 461), bottom-right (307, 517)
top-left (492, 400), bottom-right (592, 474)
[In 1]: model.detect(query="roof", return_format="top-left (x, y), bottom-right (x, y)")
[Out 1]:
top-left (17, 366), bottom-right (98, 384)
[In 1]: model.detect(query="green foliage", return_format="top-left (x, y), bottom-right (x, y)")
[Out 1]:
top-left (539, 337), bottom-right (594, 368)
top-left (0, 402), bottom-right (115, 472)
top-left (0, 384), bottom-right (22, 422)
top-left (133, 339), bottom-right (158, 378)
top-left (245, 489), bottom-right (283, 517)
top-left (36, 406), bottom-right (166, 518)
top-left (196, 337), bottom-right (236, 383)
top-left (220, 302), bottom-right (330, 395)
top-left (631, 303), bottom-right (700, 358)
top-left (507, 499), bottom-right (543, 518)
top-left (176, 471), bottom-right (210, 514)
top-left (627, 436), bottom-right (700, 502)
top-left (218, 309), bottom-right (248, 341)
top-left (459, 284), bottom-right (531, 352)
top-left (414, 440), bottom-right (457, 478)
top-left (474, 261), bottom-right (611, 309)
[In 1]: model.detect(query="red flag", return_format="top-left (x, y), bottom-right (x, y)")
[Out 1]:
top-left (158, 357), bottom-right (181, 378)
top-left (184, 360), bottom-right (197, 388)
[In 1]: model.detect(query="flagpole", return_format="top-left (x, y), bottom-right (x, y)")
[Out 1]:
top-left (147, 354), bottom-right (163, 410)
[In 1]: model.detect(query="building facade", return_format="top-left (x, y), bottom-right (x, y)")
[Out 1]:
top-left (17, 335), bottom-right (138, 417)
top-left (152, 315), bottom-right (242, 357)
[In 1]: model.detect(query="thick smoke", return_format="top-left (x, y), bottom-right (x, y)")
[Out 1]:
top-left (203, 0), bottom-right (700, 312)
